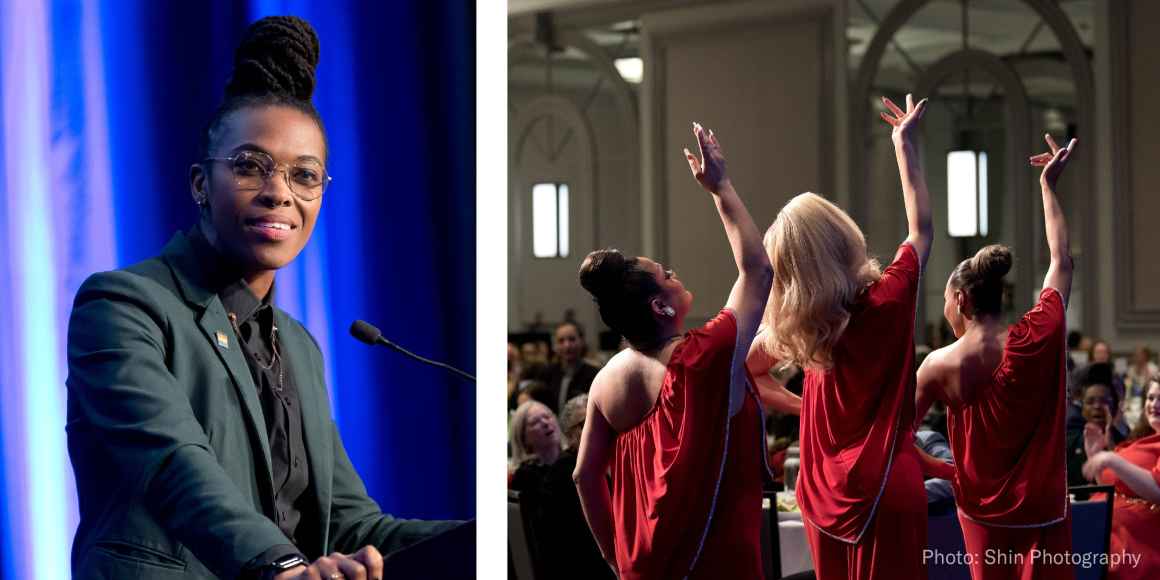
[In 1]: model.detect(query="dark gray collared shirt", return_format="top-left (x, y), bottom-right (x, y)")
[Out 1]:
top-left (219, 279), bottom-right (312, 545)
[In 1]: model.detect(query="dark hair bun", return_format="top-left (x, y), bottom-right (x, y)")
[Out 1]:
top-left (579, 249), bottom-right (629, 301)
top-left (972, 244), bottom-right (1013, 284)
top-left (226, 16), bottom-right (320, 101)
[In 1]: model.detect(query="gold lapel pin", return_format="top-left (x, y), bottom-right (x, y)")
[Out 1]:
top-left (215, 331), bottom-right (230, 349)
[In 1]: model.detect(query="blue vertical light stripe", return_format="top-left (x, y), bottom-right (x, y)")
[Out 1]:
top-left (1, 0), bottom-right (72, 577)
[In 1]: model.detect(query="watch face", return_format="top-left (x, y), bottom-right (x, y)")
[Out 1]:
top-left (274, 554), bottom-right (307, 570)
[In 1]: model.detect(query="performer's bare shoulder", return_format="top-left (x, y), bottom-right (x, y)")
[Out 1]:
top-left (589, 342), bottom-right (681, 433)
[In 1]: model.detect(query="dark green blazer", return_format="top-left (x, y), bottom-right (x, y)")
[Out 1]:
top-left (66, 231), bottom-right (455, 579)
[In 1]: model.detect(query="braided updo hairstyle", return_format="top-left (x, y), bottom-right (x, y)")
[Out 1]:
top-left (578, 249), bottom-right (663, 350)
top-left (202, 16), bottom-right (327, 158)
top-left (949, 244), bottom-right (1012, 317)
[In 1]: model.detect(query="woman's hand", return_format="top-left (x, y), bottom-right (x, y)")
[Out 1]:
top-left (880, 94), bottom-right (928, 146)
top-left (1029, 133), bottom-right (1077, 190)
top-left (1083, 421), bottom-right (1108, 459)
top-left (684, 122), bottom-right (729, 194)
top-left (1082, 450), bottom-right (1117, 483)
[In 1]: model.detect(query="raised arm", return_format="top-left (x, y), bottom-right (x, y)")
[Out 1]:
top-left (881, 95), bottom-right (933, 267)
top-left (573, 389), bottom-right (620, 575)
top-left (685, 122), bottom-right (773, 416)
top-left (745, 328), bottom-right (802, 415)
top-left (1029, 134), bottom-right (1077, 303)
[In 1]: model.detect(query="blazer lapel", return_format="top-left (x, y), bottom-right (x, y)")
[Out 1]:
top-left (161, 232), bottom-right (275, 492)
top-left (197, 299), bottom-right (275, 483)
top-left (274, 308), bottom-right (334, 552)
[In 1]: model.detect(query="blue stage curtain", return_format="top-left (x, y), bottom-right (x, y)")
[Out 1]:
top-left (0, 1), bottom-right (474, 577)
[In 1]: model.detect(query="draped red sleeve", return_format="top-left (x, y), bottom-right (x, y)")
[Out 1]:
top-left (610, 309), bottom-right (767, 580)
top-left (796, 242), bottom-right (921, 542)
top-left (949, 287), bottom-right (1069, 526)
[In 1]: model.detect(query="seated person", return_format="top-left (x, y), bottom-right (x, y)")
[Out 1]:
top-left (559, 394), bottom-right (589, 452)
top-left (1068, 371), bottom-right (1127, 486)
top-left (1081, 375), bottom-right (1160, 579)
top-left (916, 429), bottom-right (955, 516)
top-left (509, 401), bottom-right (611, 579)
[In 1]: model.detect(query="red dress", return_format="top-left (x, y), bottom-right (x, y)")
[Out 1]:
top-left (610, 309), bottom-right (769, 580)
top-left (947, 287), bottom-right (1073, 580)
top-left (1101, 433), bottom-right (1160, 580)
top-left (796, 243), bottom-right (927, 580)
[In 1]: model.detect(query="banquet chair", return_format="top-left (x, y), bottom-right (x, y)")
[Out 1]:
top-left (508, 490), bottom-right (539, 580)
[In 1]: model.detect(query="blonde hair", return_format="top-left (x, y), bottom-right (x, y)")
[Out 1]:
top-left (762, 193), bottom-right (880, 369)
top-left (509, 400), bottom-right (555, 467)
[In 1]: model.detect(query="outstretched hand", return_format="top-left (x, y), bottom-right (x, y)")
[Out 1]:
top-left (880, 94), bottom-right (928, 144)
top-left (1030, 133), bottom-right (1077, 189)
top-left (684, 122), bottom-right (729, 194)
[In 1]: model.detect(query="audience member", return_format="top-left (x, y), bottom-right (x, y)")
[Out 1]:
top-left (1081, 375), bottom-right (1160, 579)
top-left (509, 401), bottom-right (562, 473)
top-left (543, 322), bottom-right (601, 414)
top-left (509, 400), bottom-right (612, 579)
top-left (519, 340), bottom-right (549, 365)
top-left (511, 378), bottom-right (552, 411)
top-left (1090, 339), bottom-right (1112, 364)
top-left (1068, 366), bottom-right (1127, 486)
top-left (1123, 346), bottom-right (1157, 427)
top-left (915, 430), bottom-right (955, 516)
top-left (558, 394), bottom-right (588, 451)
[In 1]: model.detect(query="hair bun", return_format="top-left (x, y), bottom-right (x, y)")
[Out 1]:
top-left (972, 244), bottom-right (1012, 284)
top-left (579, 249), bottom-right (628, 302)
top-left (226, 16), bottom-right (320, 102)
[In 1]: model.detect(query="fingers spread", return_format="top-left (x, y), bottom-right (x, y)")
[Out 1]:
top-left (684, 148), bottom-right (702, 175)
top-left (880, 111), bottom-right (898, 126)
top-left (882, 96), bottom-right (905, 118)
top-left (693, 122), bottom-right (708, 160)
top-left (1029, 152), bottom-right (1052, 166)
top-left (913, 98), bottom-right (928, 120)
top-left (1045, 133), bottom-right (1059, 153)
top-left (906, 93), bottom-right (915, 112)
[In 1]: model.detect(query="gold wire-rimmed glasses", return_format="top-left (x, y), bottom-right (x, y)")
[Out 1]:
top-left (203, 150), bottom-right (332, 201)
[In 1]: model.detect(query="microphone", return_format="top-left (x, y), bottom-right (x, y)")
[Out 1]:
top-left (349, 320), bottom-right (476, 382)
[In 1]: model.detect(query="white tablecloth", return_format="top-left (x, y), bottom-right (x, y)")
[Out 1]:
top-left (777, 513), bottom-right (813, 575)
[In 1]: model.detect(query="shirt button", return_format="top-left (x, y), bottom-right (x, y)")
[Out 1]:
top-left (293, 458), bottom-right (301, 468)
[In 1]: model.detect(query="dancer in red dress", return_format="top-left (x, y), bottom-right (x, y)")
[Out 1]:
top-left (915, 134), bottom-right (1078, 580)
top-left (746, 94), bottom-right (933, 580)
top-left (572, 123), bottom-right (772, 579)
top-left (1083, 378), bottom-right (1160, 579)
